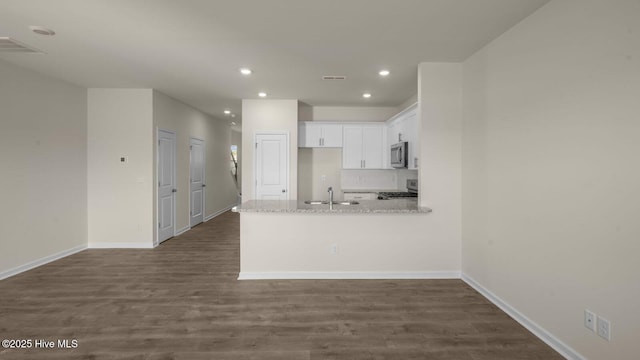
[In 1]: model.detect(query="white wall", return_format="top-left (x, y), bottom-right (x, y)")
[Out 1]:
top-left (310, 106), bottom-right (397, 122)
top-left (87, 89), bottom-right (154, 248)
top-left (153, 91), bottom-right (238, 236)
top-left (417, 62), bottom-right (463, 270)
top-left (461, 0), bottom-right (640, 358)
top-left (241, 99), bottom-right (299, 200)
top-left (0, 60), bottom-right (87, 277)
top-left (397, 94), bottom-right (418, 112)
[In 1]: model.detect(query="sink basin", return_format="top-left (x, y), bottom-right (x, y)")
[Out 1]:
top-left (333, 201), bottom-right (359, 205)
top-left (304, 200), bottom-right (359, 205)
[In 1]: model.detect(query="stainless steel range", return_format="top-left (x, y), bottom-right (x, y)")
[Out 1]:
top-left (377, 179), bottom-right (418, 200)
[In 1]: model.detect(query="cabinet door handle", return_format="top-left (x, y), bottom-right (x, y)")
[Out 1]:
top-left (319, 138), bottom-right (322, 146)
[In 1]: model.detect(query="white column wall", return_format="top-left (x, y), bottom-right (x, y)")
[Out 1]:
top-left (87, 89), bottom-right (154, 248)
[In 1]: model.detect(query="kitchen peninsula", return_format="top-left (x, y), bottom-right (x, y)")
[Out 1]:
top-left (240, 72), bottom-right (462, 281)
top-left (234, 199), bottom-right (460, 280)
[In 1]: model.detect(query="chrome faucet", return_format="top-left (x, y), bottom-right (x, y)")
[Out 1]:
top-left (328, 186), bottom-right (334, 209)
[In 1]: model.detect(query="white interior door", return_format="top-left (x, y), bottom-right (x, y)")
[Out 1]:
top-left (190, 138), bottom-right (205, 227)
top-left (157, 129), bottom-right (176, 244)
top-left (255, 133), bottom-right (288, 200)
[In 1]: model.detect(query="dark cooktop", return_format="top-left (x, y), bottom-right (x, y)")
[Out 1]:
top-left (377, 191), bottom-right (418, 200)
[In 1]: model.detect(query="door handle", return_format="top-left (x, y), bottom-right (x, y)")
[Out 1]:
top-left (172, 189), bottom-right (177, 193)
top-left (202, 184), bottom-right (206, 187)
top-left (282, 189), bottom-right (286, 193)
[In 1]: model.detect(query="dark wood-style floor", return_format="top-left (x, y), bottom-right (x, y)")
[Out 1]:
top-left (0, 211), bottom-right (562, 360)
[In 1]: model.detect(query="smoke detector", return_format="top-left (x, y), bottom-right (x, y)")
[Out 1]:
top-left (29, 26), bottom-right (55, 36)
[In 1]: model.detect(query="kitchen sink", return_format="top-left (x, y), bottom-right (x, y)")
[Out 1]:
top-left (304, 200), bottom-right (359, 205)
top-left (334, 201), bottom-right (359, 205)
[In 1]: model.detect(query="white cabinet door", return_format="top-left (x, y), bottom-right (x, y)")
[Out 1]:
top-left (389, 116), bottom-right (406, 144)
top-left (321, 124), bottom-right (343, 147)
top-left (362, 126), bottom-right (383, 169)
top-left (342, 126), bottom-right (363, 169)
top-left (342, 124), bottom-right (384, 169)
top-left (299, 122), bottom-right (322, 147)
top-left (298, 122), bottom-right (343, 147)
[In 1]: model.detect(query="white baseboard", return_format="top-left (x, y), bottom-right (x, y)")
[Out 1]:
top-left (0, 244), bottom-right (87, 280)
top-left (461, 273), bottom-right (584, 360)
top-left (204, 204), bottom-right (236, 222)
top-left (238, 271), bottom-right (461, 280)
top-left (88, 242), bottom-right (154, 249)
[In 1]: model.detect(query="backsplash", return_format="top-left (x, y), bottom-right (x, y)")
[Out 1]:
top-left (341, 169), bottom-right (417, 191)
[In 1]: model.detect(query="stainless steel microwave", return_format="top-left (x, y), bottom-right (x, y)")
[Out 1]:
top-left (390, 141), bottom-right (408, 168)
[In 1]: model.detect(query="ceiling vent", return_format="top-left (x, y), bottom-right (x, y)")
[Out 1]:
top-left (0, 37), bottom-right (43, 53)
top-left (322, 75), bottom-right (347, 80)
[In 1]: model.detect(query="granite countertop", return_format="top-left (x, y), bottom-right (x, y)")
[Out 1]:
top-left (233, 199), bottom-right (432, 214)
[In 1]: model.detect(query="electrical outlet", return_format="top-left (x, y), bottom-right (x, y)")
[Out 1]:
top-left (321, 175), bottom-right (326, 182)
top-left (584, 309), bottom-right (596, 332)
top-left (330, 244), bottom-right (338, 255)
top-left (597, 316), bottom-right (611, 341)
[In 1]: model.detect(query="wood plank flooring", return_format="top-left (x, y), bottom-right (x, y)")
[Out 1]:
top-left (0, 211), bottom-right (563, 359)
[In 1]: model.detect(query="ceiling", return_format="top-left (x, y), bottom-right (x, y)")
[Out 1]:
top-left (0, 0), bottom-right (550, 121)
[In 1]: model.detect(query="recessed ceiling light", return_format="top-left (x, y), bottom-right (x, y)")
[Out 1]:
top-left (224, 110), bottom-right (231, 115)
top-left (240, 68), bottom-right (252, 75)
top-left (362, 93), bottom-right (372, 98)
top-left (29, 26), bottom-right (55, 36)
top-left (379, 70), bottom-right (390, 76)
top-left (258, 92), bottom-right (267, 97)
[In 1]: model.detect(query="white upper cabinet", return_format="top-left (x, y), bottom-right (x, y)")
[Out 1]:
top-left (320, 123), bottom-right (343, 147)
top-left (342, 124), bottom-right (384, 169)
top-left (298, 122), bottom-right (343, 148)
